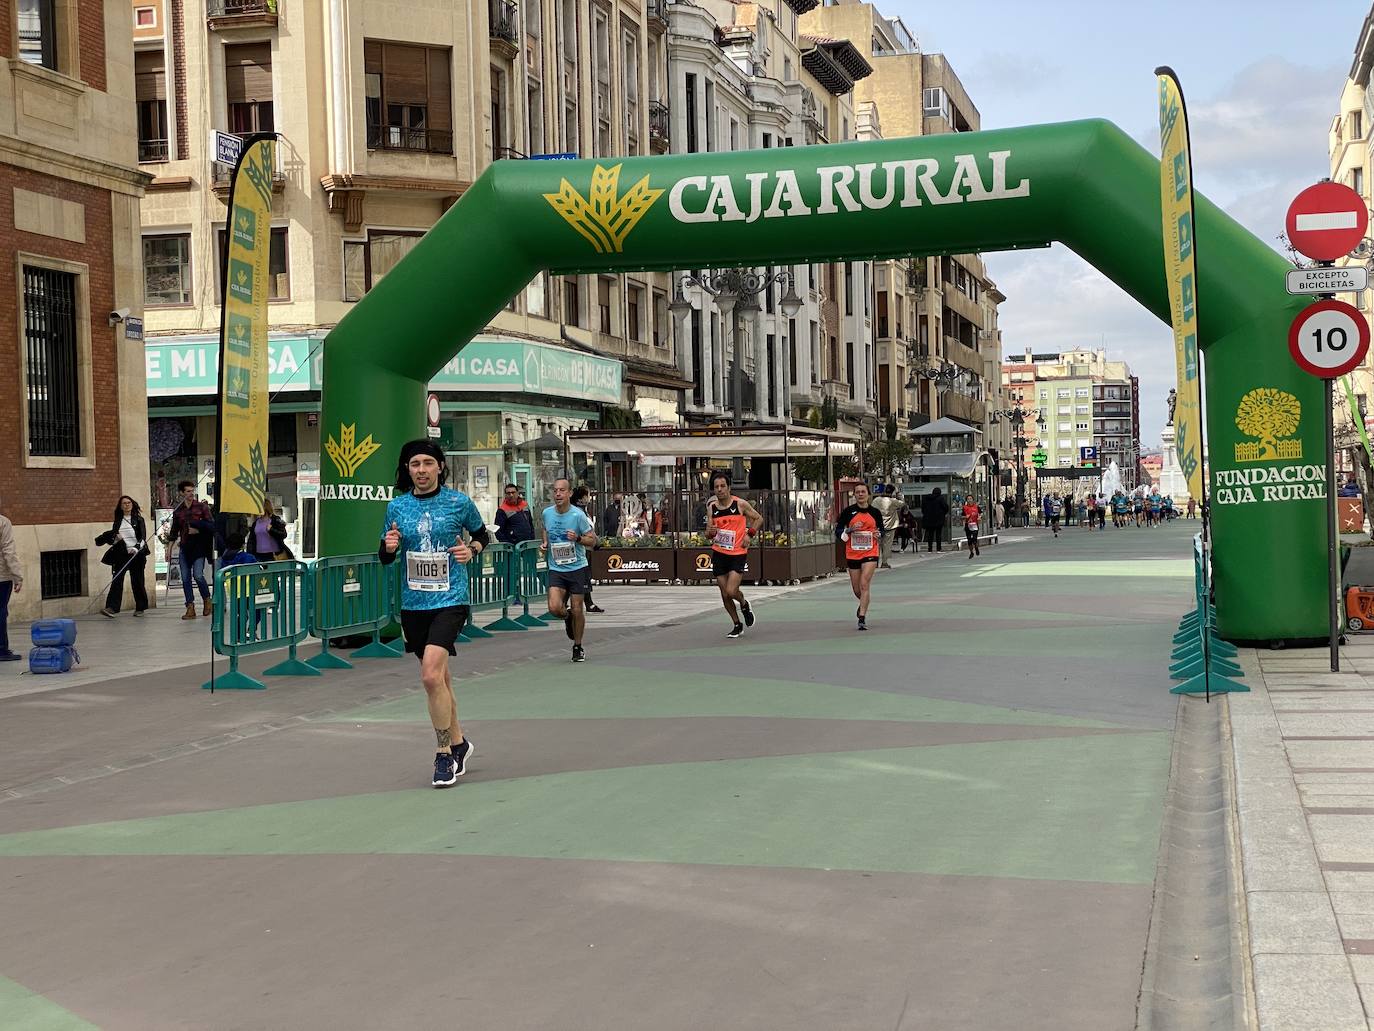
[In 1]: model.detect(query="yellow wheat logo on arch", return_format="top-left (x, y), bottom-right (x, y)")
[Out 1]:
top-left (326, 422), bottom-right (381, 479)
top-left (543, 164), bottom-right (663, 253)
top-left (1234, 388), bottom-right (1303, 463)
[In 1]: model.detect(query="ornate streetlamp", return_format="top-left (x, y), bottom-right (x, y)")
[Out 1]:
top-left (670, 269), bottom-right (803, 427)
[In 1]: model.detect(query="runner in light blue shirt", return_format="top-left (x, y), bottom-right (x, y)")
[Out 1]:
top-left (540, 477), bottom-right (597, 662)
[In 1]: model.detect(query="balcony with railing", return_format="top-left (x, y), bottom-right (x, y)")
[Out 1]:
top-left (492, 145), bottom-right (527, 161)
top-left (646, 0), bottom-right (668, 33)
top-left (649, 100), bottom-right (669, 154)
top-left (138, 138), bottom-right (169, 164)
top-left (366, 123), bottom-right (455, 155)
top-left (207, 0), bottom-right (278, 29)
top-left (489, 0), bottom-right (519, 58)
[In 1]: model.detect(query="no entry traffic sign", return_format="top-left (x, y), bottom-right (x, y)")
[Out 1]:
top-left (1286, 182), bottom-right (1369, 262)
top-left (1288, 299), bottom-right (1370, 378)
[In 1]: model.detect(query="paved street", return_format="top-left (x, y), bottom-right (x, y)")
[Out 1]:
top-left (2, 523), bottom-right (1194, 1029)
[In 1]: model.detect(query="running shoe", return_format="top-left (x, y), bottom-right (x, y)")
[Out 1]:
top-left (857, 616), bottom-right (869, 631)
top-left (727, 623), bottom-right (744, 639)
top-left (432, 753), bottom-right (458, 788)
top-left (565, 611), bottom-right (575, 640)
top-left (572, 645), bottom-right (586, 662)
top-left (586, 604), bottom-right (605, 613)
top-left (741, 601), bottom-right (755, 627)
top-left (450, 737), bottom-right (474, 777)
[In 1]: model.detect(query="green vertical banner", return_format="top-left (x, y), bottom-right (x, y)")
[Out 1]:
top-left (216, 135), bottom-right (276, 515)
top-left (1156, 67), bottom-right (1205, 501)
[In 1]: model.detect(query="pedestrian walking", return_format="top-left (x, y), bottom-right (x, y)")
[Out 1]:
top-left (872, 484), bottom-right (900, 569)
top-left (837, 482), bottom-right (883, 630)
top-left (1001, 495), bottom-right (1016, 531)
top-left (495, 483), bottom-right (537, 545)
top-left (920, 488), bottom-right (949, 552)
top-left (1019, 498), bottom-right (1031, 527)
top-left (706, 470), bottom-right (763, 638)
top-left (168, 481), bottom-right (215, 620)
top-left (0, 503), bottom-right (23, 661)
top-left (379, 439), bottom-right (490, 788)
top-left (97, 495), bottom-right (150, 617)
top-left (248, 498), bottom-right (291, 561)
top-left (895, 500), bottom-right (915, 553)
top-left (1186, 497), bottom-right (1197, 519)
top-left (541, 477), bottom-right (597, 662)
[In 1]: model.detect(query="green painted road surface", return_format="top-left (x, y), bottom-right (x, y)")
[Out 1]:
top-left (0, 521), bottom-right (1196, 1030)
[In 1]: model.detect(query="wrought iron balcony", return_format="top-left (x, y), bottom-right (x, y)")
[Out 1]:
top-left (649, 100), bottom-right (669, 154)
top-left (138, 138), bottom-right (169, 164)
top-left (646, 0), bottom-right (668, 32)
top-left (492, 145), bottom-right (527, 160)
top-left (206, 0), bottom-right (278, 29)
top-left (489, 0), bottom-right (519, 56)
top-left (366, 123), bottom-right (455, 155)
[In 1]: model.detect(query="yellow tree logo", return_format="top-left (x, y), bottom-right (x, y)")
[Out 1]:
top-left (1234, 388), bottom-right (1302, 462)
top-left (326, 423), bottom-right (381, 479)
top-left (543, 164), bottom-right (663, 253)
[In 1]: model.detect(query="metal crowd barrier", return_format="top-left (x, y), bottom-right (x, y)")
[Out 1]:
top-left (1169, 534), bottom-right (1247, 696)
top-left (307, 554), bottom-right (405, 668)
top-left (511, 540), bottom-right (556, 627)
top-left (202, 559), bottom-right (320, 690)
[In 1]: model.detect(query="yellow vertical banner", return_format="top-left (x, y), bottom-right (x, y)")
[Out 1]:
top-left (1156, 67), bottom-right (1205, 501)
top-left (217, 136), bottom-right (276, 514)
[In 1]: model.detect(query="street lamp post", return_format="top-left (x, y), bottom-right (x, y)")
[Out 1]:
top-left (670, 268), bottom-right (803, 427)
top-left (989, 404), bottom-right (1046, 509)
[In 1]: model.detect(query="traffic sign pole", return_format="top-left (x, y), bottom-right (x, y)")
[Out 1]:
top-left (1327, 371), bottom-right (1339, 672)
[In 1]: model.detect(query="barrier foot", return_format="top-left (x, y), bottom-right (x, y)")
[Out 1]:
top-left (538, 611), bottom-right (562, 623)
top-left (1171, 672), bottom-right (1250, 695)
top-left (202, 669), bottom-right (265, 690)
top-left (484, 615), bottom-right (528, 632)
top-left (1210, 658), bottom-right (1245, 678)
top-left (515, 613), bottom-right (547, 628)
top-left (307, 649), bottom-right (353, 670)
top-left (1170, 660), bottom-right (1204, 681)
top-left (1172, 643), bottom-right (1202, 661)
top-left (460, 624), bottom-right (494, 639)
top-left (1208, 638), bottom-right (1239, 657)
top-left (264, 655), bottom-right (323, 677)
top-left (353, 640), bottom-right (404, 659)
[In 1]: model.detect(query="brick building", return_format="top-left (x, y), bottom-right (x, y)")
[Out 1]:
top-left (0, 1), bottom-right (149, 620)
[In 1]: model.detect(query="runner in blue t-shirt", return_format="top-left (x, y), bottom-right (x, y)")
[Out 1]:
top-left (541, 477), bottom-right (597, 662)
top-left (379, 439), bottom-right (490, 787)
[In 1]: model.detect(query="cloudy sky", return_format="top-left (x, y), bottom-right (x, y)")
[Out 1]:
top-left (887, 0), bottom-right (1368, 450)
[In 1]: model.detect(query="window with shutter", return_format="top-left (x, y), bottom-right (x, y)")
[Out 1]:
top-left (363, 41), bottom-right (454, 154)
top-left (225, 42), bottom-right (274, 134)
top-left (136, 50), bottom-right (169, 162)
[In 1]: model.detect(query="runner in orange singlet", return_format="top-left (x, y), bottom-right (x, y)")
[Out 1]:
top-left (706, 470), bottom-right (764, 639)
top-left (836, 482), bottom-right (885, 631)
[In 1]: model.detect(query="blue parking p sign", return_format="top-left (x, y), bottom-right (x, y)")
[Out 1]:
top-left (1079, 445), bottom-right (1098, 465)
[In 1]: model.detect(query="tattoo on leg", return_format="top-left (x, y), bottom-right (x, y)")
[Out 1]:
top-left (435, 728), bottom-right (453, 749)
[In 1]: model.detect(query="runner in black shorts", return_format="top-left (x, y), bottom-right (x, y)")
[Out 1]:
top-left (705, 471), bottom-right (764, 638)
top-left (541, 477), bottom-right (597, 662)
top-left (379, 440), bottom-right (491, 787)
top-left (836, 482), bottom-right (884, 630)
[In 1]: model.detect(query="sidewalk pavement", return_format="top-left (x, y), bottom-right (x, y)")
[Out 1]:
top-left (1230, 637), bottom-right (1374, 1030)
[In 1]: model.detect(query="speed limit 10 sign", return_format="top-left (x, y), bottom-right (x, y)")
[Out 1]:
top-left (1288, 299), bottom-right (1371, 378)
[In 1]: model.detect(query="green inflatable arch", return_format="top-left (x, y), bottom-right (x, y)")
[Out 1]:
top-left (320, 118), bottom-right (1322, 644)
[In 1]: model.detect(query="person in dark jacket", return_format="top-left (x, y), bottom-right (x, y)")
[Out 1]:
top-left (920, 488), bottom-right (950, 552)
top-left (572, 485), bottom-right (604, 612)
top-left (168, 480), bottom-right (215, 620)
top-left (495, 483), bottom-right (537, 544)
top-left (601, 491), bottom-right (624, 538)
top-left (98, 495), bottom-right (149, 618)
